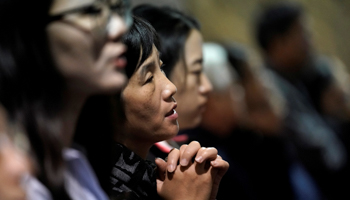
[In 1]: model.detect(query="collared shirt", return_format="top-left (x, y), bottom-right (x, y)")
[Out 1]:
top-left (25, 148), bottom-right (109, 200)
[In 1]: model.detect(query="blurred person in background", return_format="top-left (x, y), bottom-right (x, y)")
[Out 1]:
top-left (301, 54), bottom-right (350, 198)
top-left (0, 104), bottom-right (32, 200)
top-left (254, 1), bottom-right (348, 199)
top-left (227, 42), bottom-right (325, 200)
top-left (0, 0), bottom-right (131, 199)
top-left (224, 42), bottom-right (286, 136)
top-left (302, 55), bottom-right (350, 129)
top-left (185, 41), bottom-right (303, 200)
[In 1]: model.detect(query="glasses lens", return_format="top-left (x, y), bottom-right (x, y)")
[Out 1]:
top-left (91, 0), bottom-right (132, 38)
top-left (110, 0), bottom-right (132, 27)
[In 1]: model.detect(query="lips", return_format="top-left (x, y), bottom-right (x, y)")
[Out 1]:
top-left (165, 104), bottom-right (177, 117)
top-left (165, 109), bottom-right (176, 117)
top-left (114, 54), bottom-right (127, 69)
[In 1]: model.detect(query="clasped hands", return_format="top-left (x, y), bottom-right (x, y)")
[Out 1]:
top-left (155, 141), bottom-right (229, 200)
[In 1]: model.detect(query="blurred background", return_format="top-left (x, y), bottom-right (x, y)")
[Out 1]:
top-left (132, 0), bottom-right (350, 69)
top-left (130, 1), bottom-right (350, 199)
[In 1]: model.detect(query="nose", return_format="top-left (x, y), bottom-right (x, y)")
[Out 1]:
top-left (107, 14), bottom-right (128, 40)
top-left (199, 73), bottom-right (212, 95)
top-left (162, 74), bottom-right (177, 102)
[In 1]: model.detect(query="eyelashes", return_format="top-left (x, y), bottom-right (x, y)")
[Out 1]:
top-left (144, 63), bottom-right (166, 84)
top-left (145, 75), bottom-right (154, 84)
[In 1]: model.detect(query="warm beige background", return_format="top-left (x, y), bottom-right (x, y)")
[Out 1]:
top-left (131, 0), bottom-right (350, 68)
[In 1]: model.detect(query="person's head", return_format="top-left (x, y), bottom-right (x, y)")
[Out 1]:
top-left (305, 55), bottom-right (350, 122)
top-left (134, 5), bottom-right (212, 130)
top-left (0, 0), bottom-right (131, 197)
top-left (255, 2), bottom-right (312, 72)
top-left (0, 0), bottom-right (131, 111)
top-left (0, 104), bottom-right (32, 200)
top-left (48, 0), bottom-right (132, 95)
top-left (225, 42), bottom-right (286, 135)
top-left (115, 16), bottom-right (178, 153)
top-left (200, 42), bottom-right (247, 137)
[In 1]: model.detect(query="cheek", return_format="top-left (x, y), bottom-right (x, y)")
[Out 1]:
top-left (175, 90), bottom-right (197, 120)
top-left (177, 79), bottom-right (199, 106)
top-left (47, 24), bottom-right (94, 78)
top-left (123, 90), bottom-right (159, 126)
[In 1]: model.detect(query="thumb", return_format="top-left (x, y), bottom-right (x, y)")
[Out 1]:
top-left (156, 178), bottom-right (164, 195)
top-left (155, 158), bottom-right (167, 181)
top-left (210, 168), bottom-right (220, 200)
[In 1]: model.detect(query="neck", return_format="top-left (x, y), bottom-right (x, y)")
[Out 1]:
top-left (115, 133), bottom-right (153, 159)
top-left (60, 90), bottom-right (88, 147)
top-left (124, 140), bottom-right (152, 159)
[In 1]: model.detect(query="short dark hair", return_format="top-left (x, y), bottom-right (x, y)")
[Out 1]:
top-left (122, 15), bottom-right (161, 79)
top-left (133, 4), bottom-right (200, 77)
top-left (255, 2), bottom-right (303, 51)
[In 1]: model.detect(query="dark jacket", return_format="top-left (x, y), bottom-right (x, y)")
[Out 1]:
top-left (110, 143), bottom-right (162, 200)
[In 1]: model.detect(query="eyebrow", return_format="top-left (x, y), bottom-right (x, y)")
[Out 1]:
top-left (192, 57), bottom-right (203, 65)
top-left (139, 49), bottom-right (161, 77)
top-left (140, 61), bottom-right (155, 78)
top-left (190, 58), bottom-right (203, 71)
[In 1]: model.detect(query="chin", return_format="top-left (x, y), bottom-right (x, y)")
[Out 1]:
top-left (164, 127), bottom-right (179, 141)
top-left (180, 116), bottom-right (201, 130)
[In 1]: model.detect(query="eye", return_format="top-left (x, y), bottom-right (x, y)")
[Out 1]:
top-left (110, 2), bottom-right (123, 11)
top-left (145, 75), bottom-right (154, 84)
top-left (192, 70), bottom-right (202, 76)
top-left (82, 4), bottom-right (103, 15)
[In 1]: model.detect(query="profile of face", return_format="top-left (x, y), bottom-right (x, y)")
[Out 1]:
top-left (122, 45), bottom-right (178, 144)
top-left (47, 0), bottom-right (129, 95)
top-left (170, 29), bottom-right (212, 130)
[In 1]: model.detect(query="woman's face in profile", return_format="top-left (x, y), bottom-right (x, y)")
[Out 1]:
top-left (170, 29), bottom-right (212, 130)
top-left (122, 45), bottom-right (179, 144)
top-left (47, 0), bottom-right (129, 95)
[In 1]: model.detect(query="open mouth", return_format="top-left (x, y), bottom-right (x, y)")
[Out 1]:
top-left (165, 109), bottom-right (176, 117)
top-left (114, 52), bottom-right (127, 69)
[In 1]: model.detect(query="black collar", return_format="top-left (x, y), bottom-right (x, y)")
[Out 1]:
top-left (110, 143), bottom-right (160, 200)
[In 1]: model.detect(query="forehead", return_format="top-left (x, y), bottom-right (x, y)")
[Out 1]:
top-left (49, 0), bottom-right (96, 15)
top-left (136, 44), bottom-right (158, 66)
top-left (184, 30), bottom-right (202, 61)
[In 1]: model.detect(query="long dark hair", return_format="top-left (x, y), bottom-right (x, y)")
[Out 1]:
top-left (133, 4), bottom-right (200, 78)
top-left (0, 0), bottom-right (69, 199)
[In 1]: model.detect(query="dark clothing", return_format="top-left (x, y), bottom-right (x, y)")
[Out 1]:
top-left (110, 143), bottom-right (161, 200)
top-left (267, 66), bottom-right (346, 172)
top-left (266, 66), bottom-right (348, 200)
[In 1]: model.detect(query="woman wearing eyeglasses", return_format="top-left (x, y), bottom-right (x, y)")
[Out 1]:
top-left (0, 0), bottom-right (131, 199)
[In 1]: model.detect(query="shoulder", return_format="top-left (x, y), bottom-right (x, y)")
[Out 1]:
top-left (24, 174), bottom-right (53, 200)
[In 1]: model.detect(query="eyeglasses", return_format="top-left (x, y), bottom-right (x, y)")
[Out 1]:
top-left (48, 0), bottom-right (132, 38)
